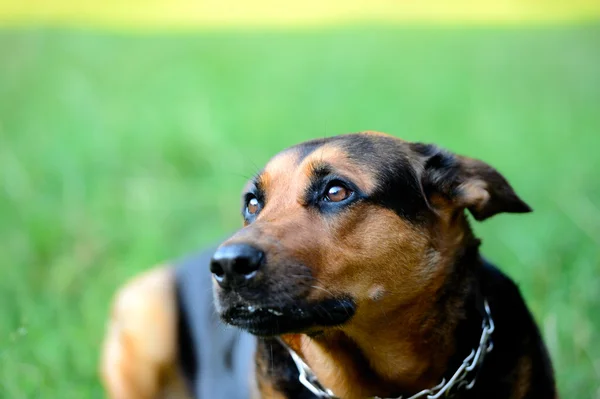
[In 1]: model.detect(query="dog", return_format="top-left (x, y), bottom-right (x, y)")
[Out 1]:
top-left (100, 132), bottom-right (557, 399)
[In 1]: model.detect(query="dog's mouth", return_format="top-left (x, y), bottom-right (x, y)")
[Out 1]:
top-left (220, 297), bottom-right (356, 336)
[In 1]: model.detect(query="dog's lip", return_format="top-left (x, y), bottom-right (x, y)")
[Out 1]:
top-left (224, 304), bottom-right (310, 320)
top-left (239, 305), bottom-right (286, 316)
top-left (220, 298), bottom-right (356, 336)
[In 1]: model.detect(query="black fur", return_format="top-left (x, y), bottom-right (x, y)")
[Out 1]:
top-left (176, 281), bottom-right (198, 391)
top-left (410, 142), bottom-right (532, 220)
top-left (336, 134), bottom-right (430, 222)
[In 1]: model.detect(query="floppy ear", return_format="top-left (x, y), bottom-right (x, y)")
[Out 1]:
top-left (411, 143), bottom-right (532, 221)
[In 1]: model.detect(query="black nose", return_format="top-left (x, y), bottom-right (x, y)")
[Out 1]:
top-left (210, 244), bottom-right (265, 288)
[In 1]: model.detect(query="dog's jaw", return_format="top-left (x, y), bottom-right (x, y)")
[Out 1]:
top-left (218, 297), bottom-right (356, 337)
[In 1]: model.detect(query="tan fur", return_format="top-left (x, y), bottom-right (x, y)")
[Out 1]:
top-left (100, 266), bottom-right (191, 399)
top-left (298, 145), bottom-right (378, 193)
top-left (361, 130), bottom-right (400, 140)
top-left (456, 180), bottom-right (491, 211)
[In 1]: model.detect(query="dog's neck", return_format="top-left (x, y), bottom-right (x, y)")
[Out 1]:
top-left (281, 227), bottom-right (484, 399)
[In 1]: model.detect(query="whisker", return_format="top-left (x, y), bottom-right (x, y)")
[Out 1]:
top-left (269, 341), bottom-right (274, 375)
top-left (310, 285), bottom-right (337, 297)
top-left (315, 303), bottom-right (334, 322)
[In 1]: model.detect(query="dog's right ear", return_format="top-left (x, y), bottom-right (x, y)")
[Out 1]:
top-left (410, 143), bottom-right (532, 221)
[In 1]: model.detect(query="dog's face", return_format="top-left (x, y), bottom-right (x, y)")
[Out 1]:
top-left (210, 132), bottom-right (530, 336)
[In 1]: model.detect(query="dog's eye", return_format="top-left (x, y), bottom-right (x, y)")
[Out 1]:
top-left (247, 197), bottom-right (260, 215)
top-left (324, 184), bottom-right (352, 202)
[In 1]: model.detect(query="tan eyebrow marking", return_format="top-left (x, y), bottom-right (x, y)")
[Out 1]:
top-left (300, 144), bottom-right (378, 193)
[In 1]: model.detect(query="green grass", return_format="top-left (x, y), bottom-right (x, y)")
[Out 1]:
top-left (0, 24), bottom-right (599, 398)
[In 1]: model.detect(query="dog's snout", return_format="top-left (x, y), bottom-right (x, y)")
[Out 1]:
top-left (210, 243), bottom-right (264, 288)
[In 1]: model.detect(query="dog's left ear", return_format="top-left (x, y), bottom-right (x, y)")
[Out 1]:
top-left (411, 143), bottom-right (532, 221)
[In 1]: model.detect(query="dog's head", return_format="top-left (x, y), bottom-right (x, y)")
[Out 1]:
top-left (210, 132), bottom-right (530, 336)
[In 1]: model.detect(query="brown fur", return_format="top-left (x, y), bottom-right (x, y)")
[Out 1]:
top-left (512, 356), bottom-right (532, 399)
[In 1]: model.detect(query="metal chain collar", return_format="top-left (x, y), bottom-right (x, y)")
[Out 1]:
top-left (278, 299), bottom-right (495, 399)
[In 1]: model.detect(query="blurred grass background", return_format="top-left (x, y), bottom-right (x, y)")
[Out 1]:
top-left (1, 1), bottom-right (599, 398)
top-left (2, 0), bottom-right (600, 29)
